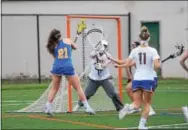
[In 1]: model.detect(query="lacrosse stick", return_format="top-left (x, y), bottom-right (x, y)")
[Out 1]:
top-left (74, 19), bottom-right (87, 43)
top-left (162, 44), bottom-right (184, 63)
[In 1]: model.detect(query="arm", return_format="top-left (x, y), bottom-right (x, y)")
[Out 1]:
top-left (114, 58), bottom-right (133, 68)
top-left (180, 49), bottom-right (188, 73)
top-left (154, 59), bottom-right (161, 70)
top-left (105, 52), bottom-right (126, 65)
top-left (110, 57), bottom-right (127, 65)
top-left (63, 38), bottom-right (77, 50)
top-left (90, 51), bottom-right (97, 59)
top-left (102, 59), bottom-right (111, 68)
top-left (125, 67), bottom-right (132, 79)
top-left (152, 49), bottom-right (161, 70)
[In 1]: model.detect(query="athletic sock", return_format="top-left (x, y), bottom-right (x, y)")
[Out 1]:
top-left (139, 117), bottom-right (147, 127)
top-left (46, 102), bottom-right (52, 111)
top-left (82, 100), bottom-right (90, 109)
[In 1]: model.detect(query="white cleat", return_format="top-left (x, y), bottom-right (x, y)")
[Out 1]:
top-left (128, 108), bottom-right (142, 114)
top-left (119, 104), bottom-right (130, 120)
top-left (138, 125), bottom-right (148, 130)
top-left (44, 106), bottom-right (52, 117)
top-left (85, 107), bottom-right (96, 115)
top-left (182, 106), bottom-right (188, 122)
top-left (149, 107), bottom-right (156, 116)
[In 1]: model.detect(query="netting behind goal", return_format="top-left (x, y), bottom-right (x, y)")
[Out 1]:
top-left (16, 15), bottom-right (124, 113)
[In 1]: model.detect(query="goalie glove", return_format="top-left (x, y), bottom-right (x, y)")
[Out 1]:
top-left (94, 63), bottom-right (104, 70)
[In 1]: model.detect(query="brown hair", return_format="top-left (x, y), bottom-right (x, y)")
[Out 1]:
top-left (139, 26), bottom-right (150, 41)
top-left (46, 29), bottom-right (61, 55)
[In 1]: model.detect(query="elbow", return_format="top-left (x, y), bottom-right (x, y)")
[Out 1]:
top-left (180, 60), bottom-right (184, 66)
top-left (154, 63), bottom-right (161, 70)
top-left (72, 45), bottom-right (77, 50)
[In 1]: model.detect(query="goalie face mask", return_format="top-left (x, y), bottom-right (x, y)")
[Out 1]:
top-left (97, 40), bottom-right (109, 53)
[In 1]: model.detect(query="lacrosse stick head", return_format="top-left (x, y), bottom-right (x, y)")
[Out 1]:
top-left (101, 40), bottom-right (109, 51)
top-left (175, 44), bottom-right (184, 56)
top-left (77, 19), bottom-right (87, 35)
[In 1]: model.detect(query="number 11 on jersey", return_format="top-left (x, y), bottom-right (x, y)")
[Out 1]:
top-left (138, 52), bottom-right (146, 64)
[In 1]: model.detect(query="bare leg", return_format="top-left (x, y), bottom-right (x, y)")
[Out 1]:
top-left (48, 75), bottom-right (61, 103)
top-left (138, 91), bottom-right (153, 129)
top-left (66, 74), bottom-right (86, 101)
top-left (45, 74), bottom-right (61, 115)
top-left (66, 74), bottom-right (95, 114)
top-left (126, 82), bottom-right (134, 102)
top-left (119, 89), bottom-right (143, 120)
top-left (180, 49), bottom-right (188, 73)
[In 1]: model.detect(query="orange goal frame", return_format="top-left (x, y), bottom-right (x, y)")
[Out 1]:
top-left (66, 15), bottom-right (123, 112)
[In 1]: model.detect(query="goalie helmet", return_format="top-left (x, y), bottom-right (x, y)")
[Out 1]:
top-left (95, 40), bottom-right (109, 53)
top-left (101, 40), bottom-right (109, 49)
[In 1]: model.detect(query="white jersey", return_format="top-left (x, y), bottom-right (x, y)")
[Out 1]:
top-left (153, 70), bottom-right (157, 78)
top-left (129, 46), bottom-right (160, 80)
top-left (89, 52), bottom-right (111, 81)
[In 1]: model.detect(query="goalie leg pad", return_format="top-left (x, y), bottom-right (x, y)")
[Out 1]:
top-left (101, 79), bottom-right (124, 111)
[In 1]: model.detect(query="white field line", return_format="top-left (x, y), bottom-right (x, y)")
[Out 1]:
top-left (116, 123), bottom-right (188, 129)
top-left (2, 100), bottom-right (34, 103)
top-left (2, 103), bottom-right (32, 106)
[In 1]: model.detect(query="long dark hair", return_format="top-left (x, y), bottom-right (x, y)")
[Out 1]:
top-left (46, 29), bottom-right (61, 55)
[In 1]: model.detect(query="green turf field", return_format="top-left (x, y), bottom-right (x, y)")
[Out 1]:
top-left (2, 79), bottom-right (188, 129)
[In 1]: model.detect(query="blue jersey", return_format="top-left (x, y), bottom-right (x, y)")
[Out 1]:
top-left (51, 40), bottom-right (75, 76)
top-left (53, 40), bottom-right (73, 68)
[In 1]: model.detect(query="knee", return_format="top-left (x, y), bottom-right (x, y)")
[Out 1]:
top-left (180, 60), bottom-right (184, 65)
top-left (52, 82), bottom-right (60, 90)
top-left (133, 100), bottom-right (142, 109)
top-left (126, 87), bottom-right (132, 93)
top-left (111, 93), bottom-right (119, 99)
top-left (85, 91), bottom-right (95, 98)
top-left (134, 103), bottom-right (141, 109)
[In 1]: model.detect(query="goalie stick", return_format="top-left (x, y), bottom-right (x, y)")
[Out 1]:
top-left (162, 44), bottom-right (184, 63)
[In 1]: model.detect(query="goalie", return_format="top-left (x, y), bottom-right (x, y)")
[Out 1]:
top-left (73, 40), bottom-right (124, 112)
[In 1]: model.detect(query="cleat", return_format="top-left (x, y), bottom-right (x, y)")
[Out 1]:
top-left (85, 108), bottom-right (96, 115)
top-left (182, 106), bottom-right (188, 122)
top-left (138, 125), bottom-right (148, 130)
top-left (44, 105), bottom-right (53, 117)
top-left (149, 107), bottom-right (156, 116)
top-left (128, 108), bottom-right (142, 114)
top-left (119, 104), bottom-right (130, 120)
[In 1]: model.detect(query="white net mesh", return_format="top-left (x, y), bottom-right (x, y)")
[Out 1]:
top-left (16, 17), bottom-right (120, 113)
top-left (17, 76), bottom-right (68, 113)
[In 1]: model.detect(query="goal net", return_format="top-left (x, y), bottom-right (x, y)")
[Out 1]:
top-left (16, 15), bottom-right (123, 113)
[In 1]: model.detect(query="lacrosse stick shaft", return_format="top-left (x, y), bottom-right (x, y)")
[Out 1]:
top-left (162, 56), bottom-right (172, 63)
top-left (74, 35), bottom-right (79, 43)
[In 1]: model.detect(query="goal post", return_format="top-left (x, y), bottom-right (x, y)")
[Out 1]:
top-left (66, 15), bottom-right (123, 112)
top-left (14, 14), bottom-right (126, 113)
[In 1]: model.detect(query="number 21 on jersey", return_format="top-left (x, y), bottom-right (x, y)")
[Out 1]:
top-left (58, 48), bottom-right (68, 59)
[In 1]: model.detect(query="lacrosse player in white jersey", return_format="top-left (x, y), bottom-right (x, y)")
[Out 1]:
top-left (109, 26), bottom-right (161, 129)
top-left (73, 40), bottom-right (124, 113)
top-left (123, 40), bottom-right (157, 116)
top-left (180, 47), bottom-right (188, 122)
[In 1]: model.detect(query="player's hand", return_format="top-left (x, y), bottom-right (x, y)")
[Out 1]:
top-left (106, 53), bottom-right (112, 60)
top-left (113, 63), bottom-right (119, 68)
